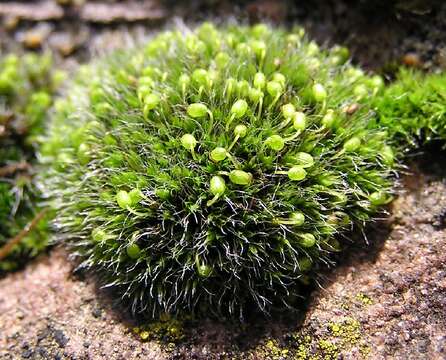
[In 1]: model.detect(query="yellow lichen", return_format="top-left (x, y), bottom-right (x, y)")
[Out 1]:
top-left (135, 318), bottom-right (185, 343)
top-left (317, 339), bottom-right (339, 360)
top-left (140, 331), bottom-right (150, 341)
top-left (355, 292), bottom-right (373, 306)
top-left (329, 318), bottom-right (361, 344)
top-left (264, 339), bottom-right (289, 359)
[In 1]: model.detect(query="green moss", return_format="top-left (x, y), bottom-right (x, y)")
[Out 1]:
top-left (42, 23), bottom-right (395, 318)
top-left (0, 52), bottom-right (60, 272)
top-left (373, 68), bottom-right (446, 148)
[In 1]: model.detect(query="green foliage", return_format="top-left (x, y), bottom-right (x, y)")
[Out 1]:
top-left (0, 52), bottom-right (60, 272)
top-left (42, 24), bottom-right (395, 318)
top-left (374, 68), bottom-right (446, 147)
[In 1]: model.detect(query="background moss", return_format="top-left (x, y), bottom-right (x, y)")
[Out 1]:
top-left (374, 69), bottom-right (446, 149)
top-left (0, 52), bottom-right (61, 272)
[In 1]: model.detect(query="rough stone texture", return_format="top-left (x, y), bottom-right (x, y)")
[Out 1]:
top-left (296, 158), bottom-right (446, 360)
top-left (0, 157), bottom-right (445, 359)
top-left (0, 249), bottom-right (167, 359)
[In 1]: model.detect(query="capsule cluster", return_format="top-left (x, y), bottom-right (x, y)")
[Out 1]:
top-left (0, 53), bottom-right (60, 271)
top-left (42, 24), bottom-right (394, 317)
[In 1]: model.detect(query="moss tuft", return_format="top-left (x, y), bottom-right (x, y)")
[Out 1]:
top-left (374, 68), bottom-right (446, 148)
top-left (41, 23), bottom-right (395, 318)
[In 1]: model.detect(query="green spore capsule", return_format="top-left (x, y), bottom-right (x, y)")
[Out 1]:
top-left (298, 257), bottom-right (313, 272)
top-left (187, 103), bottom-right (209, 118)
top-left (381, 145), bottom-right (394, 165)
top-left (210, 147), bottom-right (227, 162)
top-left (215, 52), bottom-right (230, 69)
top-left (282, 103), bottom-right (296, 118)
top-left (42, 24), bottom-right (396, 318)
top-left (236, 43), bottom-right (251, 56)
top-left (92, 229), bottom-right (107, 242)
top-left (139, 76), bottom-right (154, 87)
top-left (299, 233), bottom-right (316, 248)
top-left (369, 191), bottom-right (389, 206)
top-left (236, 81), bottom-right (250, 97)
top-left (312, 83), bottom-right (327, 102)
top-left (254, 72), bottom-right (266, 89)
top-left (322, 109), bottom-right (336, 128)
top-left (252, 23), bottom-right (269, 37)
top-left (289, 212), bottom-right (305, 226)
top-left (178, 74), bottom-right (190, 89)
top-left (196, 263), bottom-right (213, 277)
top-left (77, 143), bottom-right (90, 165)
top-left (229, 170), bottom-right (253, 186)
top-left (126, 243), bottom-right (141, 259)
top-left (155, 188), bottom-right (170, 200)
top-left (266, 81), bottom-right (282, 98)
top-left (272, 73), bottom-right (286, 87)
top-left (225, 78), bottom-right (236, 96)
top-left (210, 176), bottom-right (226, 195)
top-left (288, 166), bottom-right (307, 181)
top-left (265, 135), bottom-right (285, 151)
top-left (181, 134), bottom-right (197, 152)
top-left (293, 112), bottom-right (306, 131)
top-left (144, 94), bottom-right (160, 110)
top-left (343, 137), bottom-right (361, 152)
top-left (354, 84), bottom-right (368, 98)
top-left (129, 189), bottom-right (143, 205)
top-left (248, 88), bottom-right (263, 103)
top-left (192, 68), bottom-right (209, 86)
top-left (234, 124), bottom-right (247, 138)
top-left (231, 99), bottom-right (248, 118)
top-left (294, 152), bottom-right (314, 168)
top-left (251, 40), bottom-right (266, 58)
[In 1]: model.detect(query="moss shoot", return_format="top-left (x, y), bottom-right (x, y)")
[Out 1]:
top-left (41, 24), bottom-right (395, 318)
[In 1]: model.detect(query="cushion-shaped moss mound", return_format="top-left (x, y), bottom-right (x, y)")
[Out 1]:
top-left (41, 24), bottom-right (395, 318)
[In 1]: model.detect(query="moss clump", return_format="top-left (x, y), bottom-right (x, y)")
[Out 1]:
top-left (374, 68), bottom-right (446, 148)
top-left (0, 53), bottom-right (60, 272)
top-left (42, 23), bottom-right (395, 318)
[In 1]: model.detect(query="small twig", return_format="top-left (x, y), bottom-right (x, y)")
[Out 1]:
top-left (0, 161), bottom-right (30, 177)
top-left (0, 209), bottom-right (47, 261)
